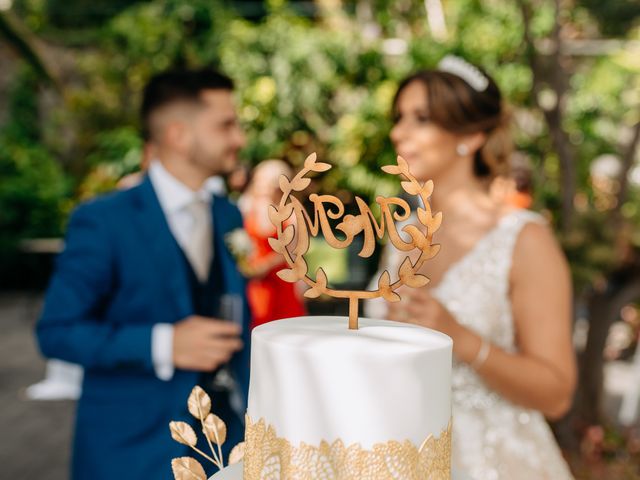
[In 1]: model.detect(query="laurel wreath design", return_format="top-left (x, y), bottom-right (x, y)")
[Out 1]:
top-left (268, 153), bottom-right (441, 323)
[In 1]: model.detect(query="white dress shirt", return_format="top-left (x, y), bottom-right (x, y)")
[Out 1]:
top-left (148, 161), bottom-right (225, 381)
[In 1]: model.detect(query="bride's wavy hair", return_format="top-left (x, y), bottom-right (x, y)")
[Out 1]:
top-left (392, 64), bottom-right (512, 179)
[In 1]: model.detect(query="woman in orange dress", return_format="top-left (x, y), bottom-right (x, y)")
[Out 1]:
top-left (241, 160), bottom-right (306, 328)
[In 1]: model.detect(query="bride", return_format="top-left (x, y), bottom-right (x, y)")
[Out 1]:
top-left (376, 56), bottom-right (576, 479)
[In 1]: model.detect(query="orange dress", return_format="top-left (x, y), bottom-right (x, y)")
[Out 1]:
top-left (506, 191), bottom-right (533, 210)
top-left (244, 211), bottom-right (306, 329)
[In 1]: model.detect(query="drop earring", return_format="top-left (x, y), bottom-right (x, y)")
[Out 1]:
top-left (456, 144), bottom-right (470, 156)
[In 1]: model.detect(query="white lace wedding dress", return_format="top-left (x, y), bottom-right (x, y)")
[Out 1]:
top-left (367, 209), bottom-right (574, 480)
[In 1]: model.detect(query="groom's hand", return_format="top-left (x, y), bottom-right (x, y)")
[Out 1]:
top-left (173, 316), bottom-right (243, 371)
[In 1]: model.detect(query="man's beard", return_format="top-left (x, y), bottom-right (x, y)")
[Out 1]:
top-left (189, 141), bottom-right (225, 178)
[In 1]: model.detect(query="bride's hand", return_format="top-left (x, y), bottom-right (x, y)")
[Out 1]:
top-left (388, 289), bottom-right (484, 365)
top-left (387, 288), bottom-right (458, 337)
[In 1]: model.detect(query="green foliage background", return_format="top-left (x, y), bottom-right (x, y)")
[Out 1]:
top-left (0, 66), bottom-right (68, 269)
top-left (1, 0), bottom-right (639, 293)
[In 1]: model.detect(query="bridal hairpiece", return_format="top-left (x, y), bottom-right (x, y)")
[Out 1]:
top-left (438, 55), bottom-right (489, 92)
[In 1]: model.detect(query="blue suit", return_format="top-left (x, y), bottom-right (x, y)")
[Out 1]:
top-left (37, 177), bottom-right (251, 480)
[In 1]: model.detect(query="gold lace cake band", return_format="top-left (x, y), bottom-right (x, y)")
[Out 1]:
top-left (243, 416), bottom-right (452, 480)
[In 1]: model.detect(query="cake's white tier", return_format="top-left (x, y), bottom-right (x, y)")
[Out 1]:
top-left (248, 316), bottom-right (452, 448)
top-left (210, 462), bottom-right (471, 480)
top-left (210, 462), bottom-right (243, 479)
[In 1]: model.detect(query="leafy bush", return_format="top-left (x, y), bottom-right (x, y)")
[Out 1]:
top-left (0, 67), bottom-right (69, 284)
top-left (0, 67), bottom-right (69, 244)
top-left (4, 0), bottom-right (640, 294)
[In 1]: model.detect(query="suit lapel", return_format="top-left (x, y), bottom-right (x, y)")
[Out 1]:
top-left (132, 176), bottom-right (193, 320)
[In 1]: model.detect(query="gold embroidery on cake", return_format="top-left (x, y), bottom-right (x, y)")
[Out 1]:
top-left (244, 416), bottom-right (451, 479)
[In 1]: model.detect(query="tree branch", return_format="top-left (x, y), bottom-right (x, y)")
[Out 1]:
top-left (0, 12), bottom-right (60, 90)
top-left (615, 118), bottom-right (640, 215)
top-left (517, 0), bottom-right (576, 233)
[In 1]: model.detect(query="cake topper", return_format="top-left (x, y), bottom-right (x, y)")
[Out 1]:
top-left (268, 153), bottom-right (441, 329)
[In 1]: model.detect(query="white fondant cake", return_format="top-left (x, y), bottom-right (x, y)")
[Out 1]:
top-left (249, 316), bottom-right (451, 446)
top-left (237, 316), bottom-right (453, 479)
top-left (210, 462), bottom-right (472, 480)
top-left (211, 461), bottom-right (244, 479)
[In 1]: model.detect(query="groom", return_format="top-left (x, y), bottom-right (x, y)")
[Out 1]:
top-left (37, 68), bottom-right (251, 480)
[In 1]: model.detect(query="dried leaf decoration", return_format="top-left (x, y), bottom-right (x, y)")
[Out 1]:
top-left (422, 179), bottom-right (434, 198)
top-left (303, 267), bottom-right (328, 299)
top-left (267, 205), bottom-right (281, 226)
top-left (268, 203), bottom-right (293, 225)
top-left (278, 175), bottom-right (291, 195)
top-left (268, 153), bottom-right (442, 329)
top-left (303, 286), bottom-right (321, 299)
top-left (291, 176), bottom-right (311, 191)
top-left (228, 442), bottom-right (245, 465)
top-left (311, 162), bottom-right (331, 172)
top-left (203, 413), bottom-right (227, 446)
top-left (187, 386), bottom-right (211, 421)
top-left (171, 457), bottom-right (207, 480)
top-left (315, 267), bottom-right (328, 289)
top-left (304, 151), bottom-right (318, 168)
top-left (276, 268), bottom-right (298, 282)
top-left (378, 270), bottom-right (401, 303)
top-left (417, 208), bottom-right (430, 227)
top-left (281, 224), bottom-right (295, 245)
top-left (399, 257), bottom-right (430, 288)
top-left (432, 211), bottom-right (443, 230)
top-left (170, 421), bottom-right (198, 447)
top-left (268, 237), bottom-right (284, 254)
top-left (401, 181), bottom-right (420, 196)
top-left (292, 256), bottom-right (307, 277)
top-left (381, 164), bottom-right (402, 175)
top-left (170, 385), bottom-right (247, 476)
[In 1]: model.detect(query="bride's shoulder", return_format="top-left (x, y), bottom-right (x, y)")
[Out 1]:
top-left (508, 209), bottom-right (569, 281)
top-left (498, 206), bottom-right (547, 226)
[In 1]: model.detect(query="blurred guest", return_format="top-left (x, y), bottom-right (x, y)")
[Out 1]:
top-left (227, 163), bottom-right (251, 200)
top-left (239, 159), bottom-right (306, 328)
top-left (36, 68), bottom-right (251, 480)
top-left (25, 359), bottom-right (83, 400)
top-left (490, 152), bottom-right (534, 209)
top-left (375, 55), bottom-right (576, 479)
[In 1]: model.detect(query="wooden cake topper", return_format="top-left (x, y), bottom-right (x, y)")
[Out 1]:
top-left (268, 153), bottom-right (441, 330)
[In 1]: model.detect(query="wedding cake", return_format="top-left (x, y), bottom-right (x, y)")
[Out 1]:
top-left (213, 315), bottom-right (452, 479)
top-left (192, 153), bottom-right (454, 479)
